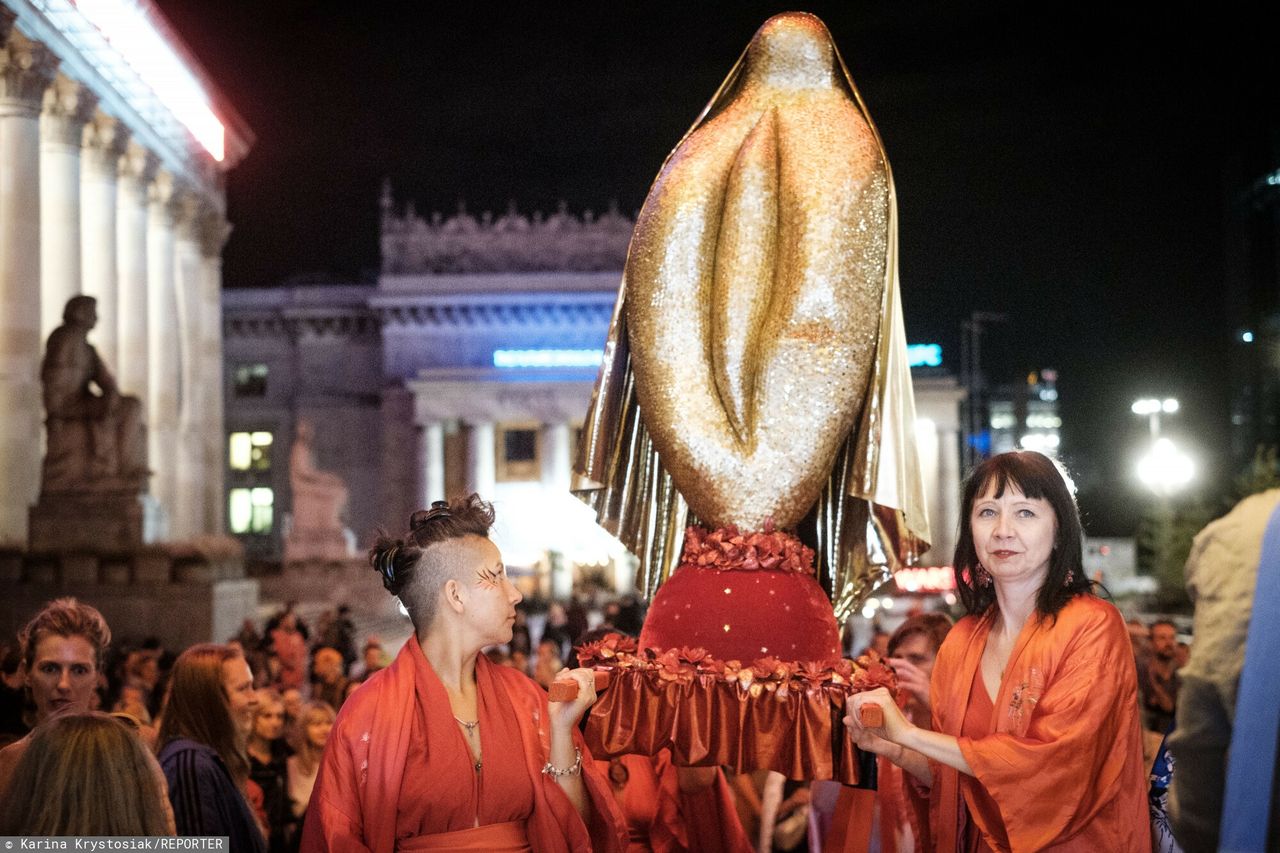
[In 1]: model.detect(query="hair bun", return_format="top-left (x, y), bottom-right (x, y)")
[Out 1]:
top-left (410, 501), bottom-right (453, 532)
top-left (371, 542), bottom-right (401, 592)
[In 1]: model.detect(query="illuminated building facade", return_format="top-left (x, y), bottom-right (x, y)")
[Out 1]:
top-left (0, 0), bottom-right (251, 544)
top-left (224, 185), bottom-right (966, 591)
top-left (987, 369), bottom-right (1062, 457)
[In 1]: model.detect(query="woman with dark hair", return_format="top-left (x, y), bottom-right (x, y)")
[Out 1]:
top-left (847, 451), bottom-right (1149, 851)
top-left (0, 712), bottom-right (171, 835)
top-left (301, 494), bottom-right (626, 852)
top-left (158, 643), bottom-right (266, 852)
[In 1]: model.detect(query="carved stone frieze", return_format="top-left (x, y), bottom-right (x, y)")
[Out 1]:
top-left (380, 189), bottom-right (633, 274)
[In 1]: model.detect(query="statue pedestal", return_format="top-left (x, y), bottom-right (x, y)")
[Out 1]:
top-left (29, 490), bottom-right (161, 552)
top-left (283, 523), bottom-right (352, 565)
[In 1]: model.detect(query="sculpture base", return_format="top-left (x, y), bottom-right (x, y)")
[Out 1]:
top-left (29, 490), bottom-right (160, 552)
top-left (283, 525), bottom-right (354, 565)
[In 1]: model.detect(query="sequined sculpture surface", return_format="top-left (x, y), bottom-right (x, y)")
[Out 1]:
top-left (626, 13), bottom-right (887, 532)
top-left (575, 12), bottom-right (930, 618)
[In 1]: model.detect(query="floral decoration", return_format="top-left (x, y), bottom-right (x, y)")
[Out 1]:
top-left (576, 633), bottom-right (900, 702)
top-left (679, 521), bottom-right (817, 575)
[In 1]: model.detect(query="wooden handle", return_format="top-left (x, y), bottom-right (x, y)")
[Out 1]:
top-left (859, 705), bottom-right (884, 728)
top-left (548, 671), bottom-right (612, 702)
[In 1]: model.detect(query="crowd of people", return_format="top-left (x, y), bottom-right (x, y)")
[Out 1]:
top-left (0, 449), bottom-right (1271, 851)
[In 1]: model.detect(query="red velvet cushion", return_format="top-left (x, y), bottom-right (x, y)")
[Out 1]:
top-left (640, 565), bottom-right (841, 663)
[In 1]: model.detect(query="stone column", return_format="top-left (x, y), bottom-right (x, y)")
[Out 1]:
top-left (463, 420), bottom-right (495, 499)
top-left (418, 420), bottom-right (445, 506)
top-left (539, 422), bottom-right (572, 494)
top-left (936, 419), bottom-right (962, 567)
top-left (171, 190), bottom-right (205, 538)
top-left (197, 208), bottom-right (231, 534)
top-left (146, 171), bottom-right (180, 537)
top-left (0, 28), bottom-right (56, 543)
top-left (80, 111), bottom-right (129, 369)
top-left (39, 73), bottom-right (95, 340)
top-left (116, 141), bottom-right (156, 399)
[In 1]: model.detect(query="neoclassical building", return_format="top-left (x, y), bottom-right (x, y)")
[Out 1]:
top-left (0, 0), bottom-right (250, 546)
top-left (225, 185), bottom-right (965, 595)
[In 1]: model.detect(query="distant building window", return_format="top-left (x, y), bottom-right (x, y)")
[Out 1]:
top-left (505, 429), bottom-right (537, 463)
top-left (496, 424), bottom-right (540, 482)
top-left (228, 487), bottom-right (273, 534)
top-left (229, 431), bottom-right (273, 471)
top-left (234, 363), bottom-right (268, 397)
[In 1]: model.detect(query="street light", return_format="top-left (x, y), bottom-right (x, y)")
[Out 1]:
top-left (1136, 437), bottom-right (1194, 496)
top-left (1131, 397), bottom-right (1180, 437)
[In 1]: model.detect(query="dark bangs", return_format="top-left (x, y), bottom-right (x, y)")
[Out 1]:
top-left (953, 451), bottom-right (1091, 620)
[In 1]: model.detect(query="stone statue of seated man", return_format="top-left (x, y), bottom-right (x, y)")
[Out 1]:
top-left (40, 295), bottom-right (147, 491)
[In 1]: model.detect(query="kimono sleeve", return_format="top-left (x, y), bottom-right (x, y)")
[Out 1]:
top-left (299, 725), bottom-right (371, 853)
top-left (956, 606), bottom-right (1142, 851)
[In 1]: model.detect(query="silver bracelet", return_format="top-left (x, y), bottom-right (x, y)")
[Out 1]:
top-left (542, 747), bottom-right (583, 778)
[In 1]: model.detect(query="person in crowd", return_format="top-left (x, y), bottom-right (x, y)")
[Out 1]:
top-left (301, 494), bottom-right (626, 851)
top-left (0, 644), bottom-right (27, 745)
top-left (877, 613), bottom-right (954, 851)
top-left (565, 598), bottom-right (589, 649)
top-left (281, 687), bottom-right (303, 729)
top-left (534, 636), bottom-right (566, 690)
top-left (235, 618), bottom-right (262, 652)
top-left (286, 700), bottom-right (335, 824)
top-left (1168, 488), bottom-right (1280, 850)
top-left (847, 450), bottom-right (1150, 851)
top-left (0, 712), bottom-right (171, 835)
top-left (540, 601), bottom-right (572, 661)
top-left (310, 647), bottom-right (350, 711)
top-left (811, 613), bottom-right (953, 851)
top-left (318, 605), bottom-right (357, 670)
top-left (0, 598), bottom-right (175, 830)
top-left (270, 613), bottom-right (308, 691)
top-left (348, 637), bottom-right (387, 681)
top-left (865, 628), bottom-right (891, 659)
top-left (248, 689), bottom-right (293, 853)
top-left (1138, 619), bottom-right (1181, 733)
top-left (510, 648), bottom-right (530, 676)
top-left (157, 643), bottom-right (266, 851)
top-left (124, 647), bottom-right (162, 710)
top-left (509, 608), bottom-right (533, 658)
top-left (0, 598), bottom-right (112, 793)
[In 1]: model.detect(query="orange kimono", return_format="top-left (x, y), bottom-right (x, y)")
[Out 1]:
top-left (592, 751), bottom-right (752, 853)
top-left (299, 639), bottom-right (627, 852)
top-left (926, 595), bottom-right (1150, 852)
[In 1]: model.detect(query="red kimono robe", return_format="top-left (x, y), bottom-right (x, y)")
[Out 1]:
top-left (299, 638), bottom-right (627, 852)
top-left (927, 595), bottom-right (1150, 852)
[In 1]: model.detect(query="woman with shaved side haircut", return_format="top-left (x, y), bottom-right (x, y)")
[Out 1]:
top-left (301, 494), bottom-right (626, 852)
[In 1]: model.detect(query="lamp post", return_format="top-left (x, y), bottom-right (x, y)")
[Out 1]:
top-left (1132, 397), bottom-right (1194, 606)
top-left (1131, 397), bottom-right (1180, 439)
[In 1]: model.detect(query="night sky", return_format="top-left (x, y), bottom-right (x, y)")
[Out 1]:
top-left (154, 0), bottom-right (1280, 534)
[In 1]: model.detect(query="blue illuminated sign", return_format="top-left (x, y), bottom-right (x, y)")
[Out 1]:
top-left (907, 343), bottom-right (942, 368)
top-left (493, 349), bottom-right (604, 369)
